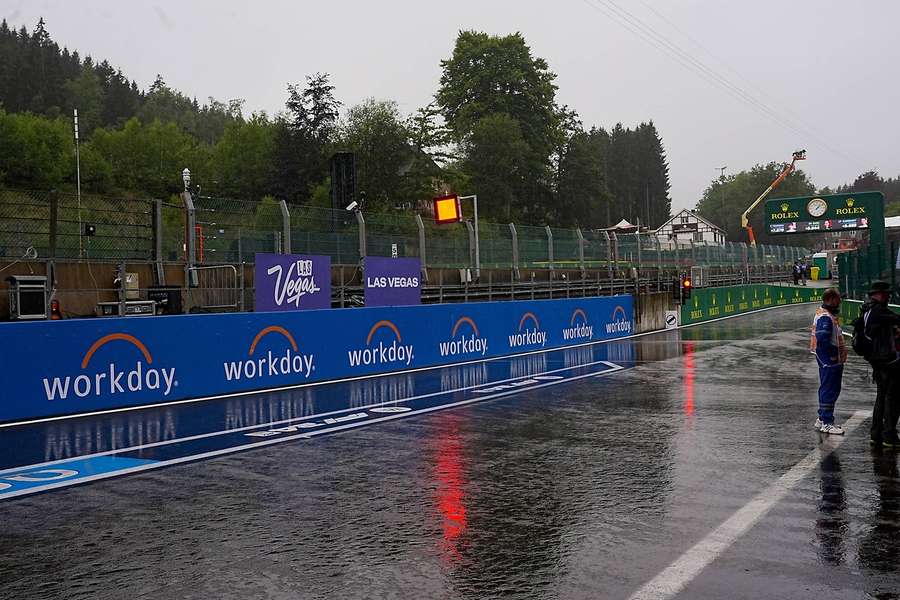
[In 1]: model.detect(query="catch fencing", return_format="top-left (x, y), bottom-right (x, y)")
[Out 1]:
top-left (0, 189), bottom-right (811, 275)
top-left (837, 242), bottom-right (900, 303)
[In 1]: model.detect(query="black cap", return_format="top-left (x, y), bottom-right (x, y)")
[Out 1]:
top-left (868, 281), bottom-right (891, 295)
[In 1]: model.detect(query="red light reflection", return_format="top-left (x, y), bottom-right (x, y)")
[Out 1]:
top-left (432, 412), bottom-right (468, 562)
top-left (683, 341), bottom-right (695, 419)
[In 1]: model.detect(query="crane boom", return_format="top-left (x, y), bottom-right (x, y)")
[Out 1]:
top-left (741, 150), bottom-right (806, 246)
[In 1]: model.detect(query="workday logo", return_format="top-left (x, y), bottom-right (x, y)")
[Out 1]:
top-left (348, 320), bottom-right (414, 367)
top-left (42, 333), bottom-right (177, 401)
top-left (508, 312), bottom-right (547, 348)
top-left (605, 306), bottom-right (633, 335)
top-left (223, 325), bottom-right (315, 382)
top-left (439, 316), bottom-right (488, 357)
top-left (562, 308), bottom-right (593, 341)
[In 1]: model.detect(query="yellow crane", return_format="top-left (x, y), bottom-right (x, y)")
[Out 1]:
top-left (740, 150), bottom-right (806, 246)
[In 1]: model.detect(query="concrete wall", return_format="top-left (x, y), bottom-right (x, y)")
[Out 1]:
top-left (635, 291), bottom-right (674, 333)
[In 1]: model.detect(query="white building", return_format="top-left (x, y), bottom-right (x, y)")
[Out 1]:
top-left (655, 209), bottom-right (726, 244)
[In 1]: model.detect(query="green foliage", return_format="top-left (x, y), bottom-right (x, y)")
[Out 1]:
top-left (438, 31), bottom-right (559, 159)
top-left (338, 99), bottom-right (414, 212)
top-left (835, 170), bottom-right (900, 217)
top-left (0, 21), bottom-right (679, 231)
top-left (0, 109), bottom-right (71, 188)
top-left (86, 118), bottom-right (210, 197)
top-left (461, 113), bottom-right (530, 221)
top-left (209, 113), bottom-right (275, 200)
top-left (271, 74), bottom-right (341, 203)
top-left (556, 128), bottom-right (611, 228)
top-left (0, 18), bottom-right (241, 141)
top-left (254, 195), bottom-right (282, 230)
top-left (438, 31), bottom-right (561, 217)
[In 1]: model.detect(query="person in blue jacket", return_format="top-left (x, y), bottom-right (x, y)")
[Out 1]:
top-left (810, 288), bottom-right (848, 434)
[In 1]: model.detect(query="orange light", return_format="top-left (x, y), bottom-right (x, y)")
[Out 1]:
top-left (683, 278), bottom-right (692, 288)
top-left (433, 195), bottom-right (462, 225)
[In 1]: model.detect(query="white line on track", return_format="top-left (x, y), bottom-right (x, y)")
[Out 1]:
top-left (0, 363), bottom-right (624, 501)
top-left (0, 360), bottom-right (620, 477)
top-left (626, 408), bottom-right (868, 600)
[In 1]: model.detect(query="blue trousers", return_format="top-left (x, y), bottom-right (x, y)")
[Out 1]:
top-left (818, 364), bottom-right (844, 424)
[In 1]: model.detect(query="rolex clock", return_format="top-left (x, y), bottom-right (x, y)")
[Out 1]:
top-left (807, 197), bottom-right (828, 218)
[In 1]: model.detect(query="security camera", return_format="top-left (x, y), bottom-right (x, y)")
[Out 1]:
top-left (345, 200), bottom-right (359, 212)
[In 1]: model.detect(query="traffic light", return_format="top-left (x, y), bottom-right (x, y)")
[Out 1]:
top-left (672, 279), bottom-right (682, 304)
top-left (681, 276), bottom-right (692, 300)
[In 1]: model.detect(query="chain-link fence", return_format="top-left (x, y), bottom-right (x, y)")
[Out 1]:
top-left (838, 243), bottom-right (894, 302)
top-left (0, 189), bottom-right (154, 261)
top-left (0, 188), bottom-right (812, 275)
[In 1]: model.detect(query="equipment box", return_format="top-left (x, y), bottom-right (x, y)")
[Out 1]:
top-left (6, 275), bottom-right (47, 320)
top-left (96, 300), bottom-right (155, 317)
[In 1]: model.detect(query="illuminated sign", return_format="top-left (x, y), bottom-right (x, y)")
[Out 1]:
top-left (764, 192), bottom-right (883, 239)
top-left (433, 195), bottom-right (462, 225)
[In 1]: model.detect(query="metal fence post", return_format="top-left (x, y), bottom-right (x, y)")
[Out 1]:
top-left (182, 190), bottom-right (198, 288)
top-left (415, 214), bottom-right (428, 282)
top-left (355, 210), bottom-right (366, 265)
top-left (690, 240), bottom-right (696, 265)
top-left (153, 199), bottom-right (165, 284)
top-left (634, 232), bottom-right (642, 270)
top-left (545, 225), bottom-right (554, 273)
top-left (655, 237), bottom-right (662, 290)
top-left (603, 230), bottom-right (614, 283)
top-left (509, 223), bottom-right (520, 280)
top-left (611, 232), bottom-right (619, 267)
top-left (576, 227), bottom-right (586, 278)
top-left (278, 199), bottom-right (291, 254)
top-left (465, 220), bottom-right (476, 273)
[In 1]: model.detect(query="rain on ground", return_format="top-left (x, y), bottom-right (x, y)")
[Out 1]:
top-left (1, 304), bottom-right (898, 600)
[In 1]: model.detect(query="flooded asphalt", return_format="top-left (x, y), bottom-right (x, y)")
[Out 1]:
top-left (1, 304), bottom-right (898, 600)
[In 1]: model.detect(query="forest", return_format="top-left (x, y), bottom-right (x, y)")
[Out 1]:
top-left (1, 18), bottom-right (896, 244)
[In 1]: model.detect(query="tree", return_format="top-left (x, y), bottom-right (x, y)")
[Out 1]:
top-left (64, 66), bottom-right (104, 136)
top-left (338, 99), bottom-right (413, 211)
top-left (437, 31), bottom-right (562, 217)
top-left (0, 110), bottom-right (71, 188)
top-left (461, 113), bottom-right (530, 221)
top-left (604, 122), bottom-right (671, 228)
top-left (87, 117), bottom-right (210, 197)
top-left (556, 128), bottom-right (611, 228)
top-left (209, 112), bottom-right (275, 199)
top-left (271, 73), bottom-right (340, 203)
top-left (835, 170), bottom-right (900, 217)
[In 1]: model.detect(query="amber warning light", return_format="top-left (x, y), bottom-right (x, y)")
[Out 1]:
top-left (433, 195), bottom-right (462, 225)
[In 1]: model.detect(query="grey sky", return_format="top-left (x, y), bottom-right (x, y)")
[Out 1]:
top-left (3, 0), bottom-right (898, 212)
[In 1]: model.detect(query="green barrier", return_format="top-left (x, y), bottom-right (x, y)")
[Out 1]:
top-left (680, 284), bottom-right (826, 325)
top-left (840, 298), bottom-right (900, 330)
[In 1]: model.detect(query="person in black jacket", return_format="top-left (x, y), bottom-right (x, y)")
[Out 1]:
top-left (862, 281), bottom-right (900, 447)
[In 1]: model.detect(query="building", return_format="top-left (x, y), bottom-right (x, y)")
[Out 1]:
top-left (655, 209), bottom-right (726, 244)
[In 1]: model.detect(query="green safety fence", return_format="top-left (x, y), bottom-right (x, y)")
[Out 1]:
top-left (681, 284), bottom-right (826, 326)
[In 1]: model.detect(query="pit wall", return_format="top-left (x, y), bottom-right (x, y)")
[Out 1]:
top-left (0, 295), bottom-right (634, 423)
top-left (680, 284), bottom-right (826, 326)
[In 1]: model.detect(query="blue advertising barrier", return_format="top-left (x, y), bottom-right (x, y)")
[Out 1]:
top-left (0, 295), bottom-right (633, 423)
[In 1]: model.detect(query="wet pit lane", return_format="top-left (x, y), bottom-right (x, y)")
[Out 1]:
top-left (0, 305), bottom-right (897, 599)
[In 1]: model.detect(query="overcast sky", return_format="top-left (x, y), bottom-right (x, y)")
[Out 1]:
top-left (3, 0), bottom-right (898, 211)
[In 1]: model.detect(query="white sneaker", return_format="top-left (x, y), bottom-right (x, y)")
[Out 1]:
top-left (814, 418), bottom-right (823, 430)
top-left (819, 423), bottom-right (845, 435)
